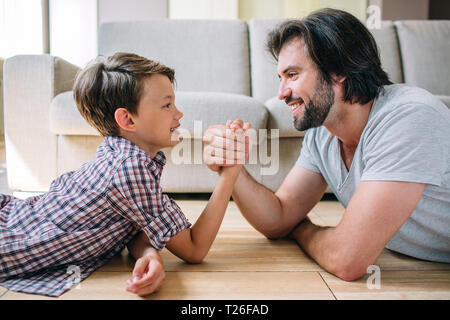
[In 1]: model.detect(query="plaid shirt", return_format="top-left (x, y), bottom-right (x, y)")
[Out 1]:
top-left (0, 136), bottom-right (191, 297)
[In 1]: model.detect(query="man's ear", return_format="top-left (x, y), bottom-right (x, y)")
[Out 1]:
top-left (114, 108), bottom-right (136, 132)
top-left (332, 74), bottom-right (346, 84)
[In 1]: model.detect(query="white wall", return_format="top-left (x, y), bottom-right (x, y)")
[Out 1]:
top-left (98, 0), bottom-right (168, 25)
top-left (50, 0), bottom-right (168, 68)
top-left (0, 0), bottom-right (44, 58)
top-left (369, 0), bottom-right (429, 20)
top-left (50, 0), bottom-right (98, 68)
top-left (169, 0), bottom-right (238, 19)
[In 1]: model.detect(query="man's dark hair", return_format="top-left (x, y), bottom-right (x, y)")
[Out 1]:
top-left (267, 8), bottom-right (392, 105)
top-left (73, 52), bottom-right (175, 136)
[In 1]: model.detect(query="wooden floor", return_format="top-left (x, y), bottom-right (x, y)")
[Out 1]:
top-left (1, 199), bottom-right (449, 300)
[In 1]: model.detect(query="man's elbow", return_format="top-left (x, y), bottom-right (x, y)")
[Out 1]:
top-left (331, 257), bottom-right (370, 282)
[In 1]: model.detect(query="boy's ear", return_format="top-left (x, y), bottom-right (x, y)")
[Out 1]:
top-left (114, 108), bottom-right (136, 132)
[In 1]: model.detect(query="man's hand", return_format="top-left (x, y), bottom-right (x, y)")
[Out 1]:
top-left (203, 119), bottom-right (251, 173)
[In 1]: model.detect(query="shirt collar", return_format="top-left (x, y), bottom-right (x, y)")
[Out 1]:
top-left (104, 136), bottom-right (167, 168)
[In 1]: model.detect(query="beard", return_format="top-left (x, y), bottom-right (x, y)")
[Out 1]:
top-left (292, 75), bottom-right (335, 131)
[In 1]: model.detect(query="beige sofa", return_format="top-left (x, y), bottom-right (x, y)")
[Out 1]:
top-left (3, 19), bottom-right (450, 194)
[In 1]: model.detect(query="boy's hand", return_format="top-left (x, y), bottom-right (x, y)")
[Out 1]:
top-left (126, 249), bottom-right (166, 297)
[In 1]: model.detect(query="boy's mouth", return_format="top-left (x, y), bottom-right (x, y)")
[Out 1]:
top-left (170, 124), bottom-right (181, 132)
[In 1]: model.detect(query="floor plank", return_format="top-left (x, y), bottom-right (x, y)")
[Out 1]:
top-left (1, 271), bottom-right (334, 300)
top-left (99, 236), bottom-right (323, 273)
top-left (320, 270), bottom-right (450, 300)
top-left (0, 287), bottom-right (8, 298)
top-left (374, 249), bottom-right (450, 271)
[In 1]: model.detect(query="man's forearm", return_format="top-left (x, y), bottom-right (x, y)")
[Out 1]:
top-left (230, 167), bottom-right (286, 238)
top-left (291, 220), bottom-right (344, 277)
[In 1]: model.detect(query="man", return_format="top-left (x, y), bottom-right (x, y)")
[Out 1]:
top-left (203, 8), bottom-right (450, 281)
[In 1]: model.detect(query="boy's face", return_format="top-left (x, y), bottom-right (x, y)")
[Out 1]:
top-left (131, 74), bottom-right (183, 156)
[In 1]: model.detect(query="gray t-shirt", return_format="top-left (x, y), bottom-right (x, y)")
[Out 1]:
top-left (296, 84), bottom-right (450, 263)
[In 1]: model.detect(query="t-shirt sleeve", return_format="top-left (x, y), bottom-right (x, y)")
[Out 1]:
top-left (296, 129), bottom-right (321, 173)
top-left (361, 104), bottom-right (449, 186)
top-left (108, 156), bottom-right (191, 250)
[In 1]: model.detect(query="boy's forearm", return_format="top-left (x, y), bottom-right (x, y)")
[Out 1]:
top-left (189, 168), bottom-right (240, 260)
top-left (127, 232), bottom-right (159, 260)
top-left (231, 168), bottom-right (284, 237)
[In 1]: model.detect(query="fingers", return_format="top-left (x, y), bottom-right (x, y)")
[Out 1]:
top-left (127, 270), bottom-right (166, 297)
top-left (127, 256), bottom-right (166, 297)
top-left (207, 135), bottom-right (246, 151)
top-left (229, 119), bottom-right (244, 130)
top-left (203, 121), bottom-right (252, 168)
top-left (131, 257), bottom-right (148, 280)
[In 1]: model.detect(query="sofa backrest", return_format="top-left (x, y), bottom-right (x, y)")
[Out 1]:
top-left (395, 20), bottom-right (450, 96)
top-left (248, 19), bottom-right (404, 103)
top-left (98, 20), bottom-right (250, 95)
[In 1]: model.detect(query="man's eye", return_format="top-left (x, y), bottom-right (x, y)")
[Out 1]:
top-left (288, 72), bottom-right (298, 78)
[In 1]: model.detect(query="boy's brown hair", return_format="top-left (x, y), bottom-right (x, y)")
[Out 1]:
top-left (73, 52), bottom-right (175, 136)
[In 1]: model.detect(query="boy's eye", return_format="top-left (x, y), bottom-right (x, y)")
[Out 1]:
top-left (163, 103), bottom-right (171, 109)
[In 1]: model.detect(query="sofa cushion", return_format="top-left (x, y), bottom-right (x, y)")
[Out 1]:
top-left (265, 96), bottom-right (305, 138)
top-left (248, 19), bottom-right (285, 103)
top-left (50, 91), bottom-right (268, 137)
top-left (175, 92), bottom-right (268, 137)
top-left (98, 20), bottom-right (250, 95)
top-left (370, 21), bottom-right (403, 84)
top-left (395, 21), bottom-right (450, 95)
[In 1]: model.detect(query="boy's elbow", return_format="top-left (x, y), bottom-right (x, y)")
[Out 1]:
top-left (261, 226), bottom-right (291, 240)
top-left (184, 251), bottom-right (206, 264)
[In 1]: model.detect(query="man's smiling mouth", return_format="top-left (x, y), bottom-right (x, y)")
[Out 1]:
top-left (288, 98), bottom-right (305, 115)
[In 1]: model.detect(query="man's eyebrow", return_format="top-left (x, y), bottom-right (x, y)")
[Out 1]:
top-left (278, 65), bottom-right (301, 79)
top-left (282, 65), bottom-right (301, 74)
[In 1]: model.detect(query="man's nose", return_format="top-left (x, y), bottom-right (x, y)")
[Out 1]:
top-left (277, 82), bottom-right (292, 101)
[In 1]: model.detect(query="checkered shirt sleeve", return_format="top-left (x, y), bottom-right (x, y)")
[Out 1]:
top-left (107, 155), bottom-right (191, 250)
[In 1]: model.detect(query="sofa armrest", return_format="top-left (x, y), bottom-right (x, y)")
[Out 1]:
top-left (3, 55), bottom-right (80, 191)
top-left (436, 95), bottom-right (450, 109)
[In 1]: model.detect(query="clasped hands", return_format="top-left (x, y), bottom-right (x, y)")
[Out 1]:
top-left (203, 119), bottom-right (252, 173)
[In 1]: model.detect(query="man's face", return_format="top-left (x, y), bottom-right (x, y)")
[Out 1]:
top-left (277, 38), bottom-right (335, 131)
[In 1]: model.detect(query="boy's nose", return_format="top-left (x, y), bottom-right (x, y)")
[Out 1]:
top-left (174, 106), bottom-right (183, 120)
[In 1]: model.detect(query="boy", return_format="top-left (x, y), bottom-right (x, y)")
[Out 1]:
top-left (0, 53), bottom-right (247, 297)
